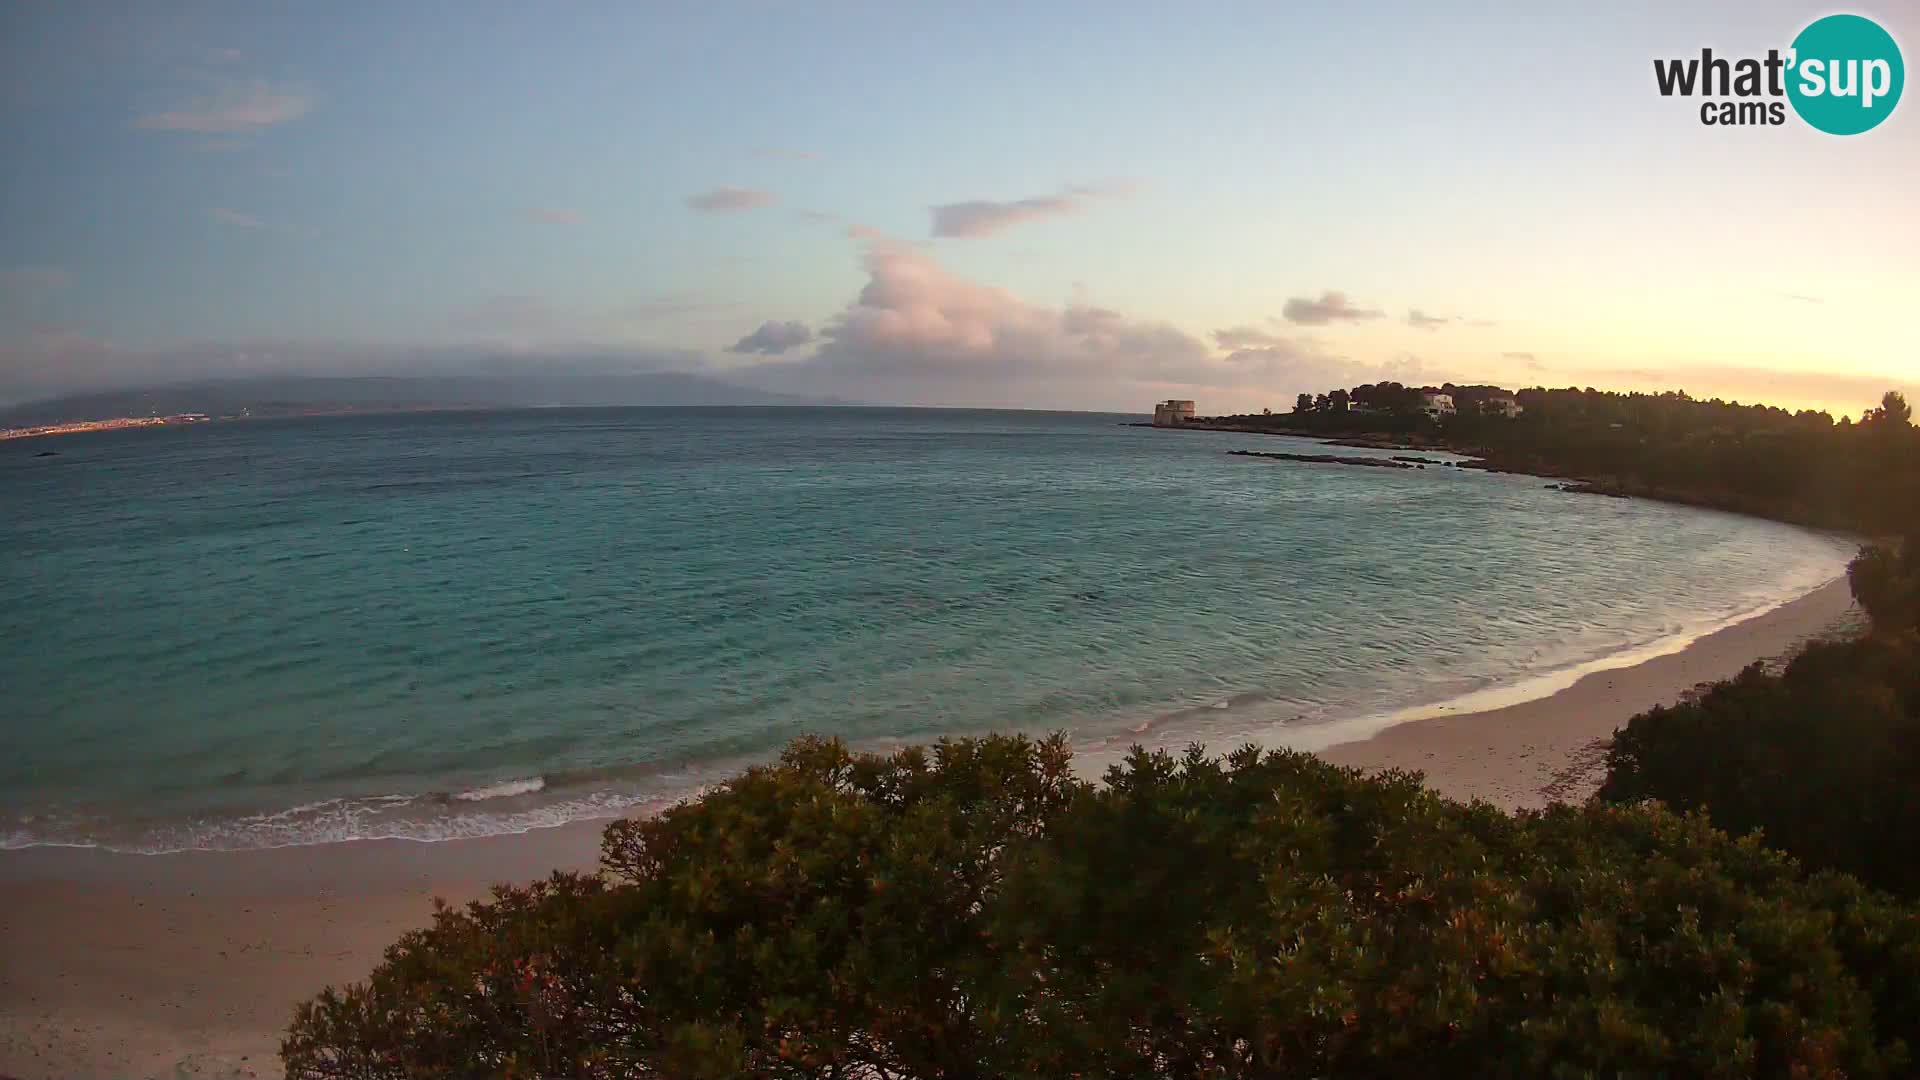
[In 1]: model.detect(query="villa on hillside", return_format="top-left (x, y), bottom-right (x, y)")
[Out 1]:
top-left (1153, 400), bottom-right (1196, 426)
top-left (1483, 394), bottom-right (1523, 417)
top-left (1419, 391), bottom-right (1456, 418)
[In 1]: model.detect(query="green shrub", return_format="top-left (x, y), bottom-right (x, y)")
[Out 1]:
top-left (1601, 544), bottom-right (1920, 899)
top-left (286, 736), bottom-right (1920, 1079)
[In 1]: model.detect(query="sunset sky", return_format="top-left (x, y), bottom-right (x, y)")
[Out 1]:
top-left (2, 2), bottom-right (1915, 414)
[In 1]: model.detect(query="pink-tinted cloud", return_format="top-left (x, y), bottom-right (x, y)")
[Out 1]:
top-left (1281, 291), bottom-right (1383, 326)
top-left (928, 183), bottom-right (1129, 238)
top-left (137, 81), bottom-right (311, 133)
top-left (686, 186), bottom-right (779, 212)
top-left (739, 237), bottom-right (1406, 408)
top-left (524, 207), bottom-right (585, 225)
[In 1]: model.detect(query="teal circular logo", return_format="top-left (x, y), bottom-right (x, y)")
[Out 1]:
top-left (1788, 14), bottom-right (1904, 135)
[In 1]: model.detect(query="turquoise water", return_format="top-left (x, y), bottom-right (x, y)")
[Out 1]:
top-left (0, 408), bottom-right (1854, 851)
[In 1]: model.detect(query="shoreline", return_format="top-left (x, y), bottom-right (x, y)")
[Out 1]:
top-left (1320, 576), bottom-right (1860, 809)
top-left (0, 578), bottom-right (1863, 1079)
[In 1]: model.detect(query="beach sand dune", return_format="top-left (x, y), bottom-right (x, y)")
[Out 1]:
top-left (0, 579), bottom-right (1861, 1079)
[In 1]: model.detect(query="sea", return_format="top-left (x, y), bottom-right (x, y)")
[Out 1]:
top-left (0, 407), bottom-right (1856, 852)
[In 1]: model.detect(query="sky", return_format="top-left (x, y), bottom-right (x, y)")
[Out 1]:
top-left (1, 2), bottom-right (1915, 414)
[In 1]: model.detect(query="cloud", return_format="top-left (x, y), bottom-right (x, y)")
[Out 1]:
top-left (1281, 291), bottom-right (1384, 326)
top-left (1780, 292), bottom-right (1824, 304)
top-left (729, 236), bottom-right (1428, 410)
top-left (794, 209), bottom-right (840, 225)
top-left (1211, 346), bottom-right (1434, 396)
top-left (524, 207), bottom-right (584, 225)
top-left (686, 186), bottom-right (779, 212)
top-left (1212, 325), bottom-right (1291, 350)
top-left (209, 207), bottom-right (263, 229)
top-left (1408, 309), bottom-right (1492, 330)
top-left (765, 238), bottom-right (1205, 388)
top-left (136, 81), bottom-right (311, 133)
top-left (728, 320), bottom-right (814, 356)
top-left (1502, 350), bottom-right (1544, 371)
top-left (928, 183), bottom-right (1129, 239)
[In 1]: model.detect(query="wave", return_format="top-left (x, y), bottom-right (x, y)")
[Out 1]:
top-left (451, 776), bottom-right (546, 801)
top-left (1, 787), bottom-right (675, 855)
top-left (1076, 562), bottom-right (1852, 767)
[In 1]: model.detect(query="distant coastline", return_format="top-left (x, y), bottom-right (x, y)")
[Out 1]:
top-left (0, 414), bottom-right (210, 442)
top-left (0, 406), bottom-right (494, 443)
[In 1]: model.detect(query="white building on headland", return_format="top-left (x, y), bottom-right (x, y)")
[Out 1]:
top-left (1419, 391), bottom-right (1456, 418)
top-left (1482, 394), bottom-right (1523, 418)
top-left (1153, 400), bottom-right (1196, 426)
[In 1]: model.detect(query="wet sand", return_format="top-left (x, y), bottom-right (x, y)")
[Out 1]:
top-left (0, 578), bottom-right (1861, 1079)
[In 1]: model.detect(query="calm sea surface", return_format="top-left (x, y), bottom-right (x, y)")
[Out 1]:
top-left (0, 407), bottom-right (1854, 850)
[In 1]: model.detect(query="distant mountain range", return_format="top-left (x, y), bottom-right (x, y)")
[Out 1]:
top-left (0, 373), bottom-right (843, 427)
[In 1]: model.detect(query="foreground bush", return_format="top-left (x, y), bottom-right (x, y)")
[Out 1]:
top-left (285, 736), bottom-right (1920, 1078)
top-left (1601, 543), bottom-right (1920, 898)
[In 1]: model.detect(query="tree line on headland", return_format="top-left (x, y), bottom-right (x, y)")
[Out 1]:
top-left (283, 386), bottom-right (1920, 1078)
top-left (1216, 383), bottom-right (1918, 537)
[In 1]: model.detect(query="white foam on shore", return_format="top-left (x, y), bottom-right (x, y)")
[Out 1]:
top-left (1067, 561), bottom-right (1852, 778)
top-left (452, 776), bottom-right (546, 801)
top-left (1261, 573), bottom-right (1850, 755)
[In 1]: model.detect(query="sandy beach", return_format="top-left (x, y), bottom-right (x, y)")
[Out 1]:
top-left (0, 577), bottom-right (1861, 1080)
top-left (1322, 576), bottom-right (1860, 809)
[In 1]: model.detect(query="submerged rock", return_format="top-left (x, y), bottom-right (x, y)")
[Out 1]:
top-left (1228, 450), bottom-right (1414, 470)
